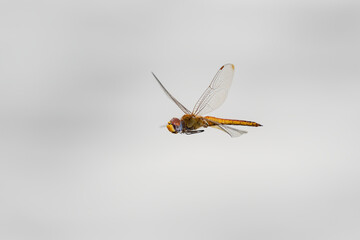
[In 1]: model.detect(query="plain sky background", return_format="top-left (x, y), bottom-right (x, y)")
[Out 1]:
top-left (1, 0), bottom-right (359, 239)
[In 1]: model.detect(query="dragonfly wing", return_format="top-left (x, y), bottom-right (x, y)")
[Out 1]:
top-left (204, 117), bottom-right (247, 137)
top-left (211, 125), bottom-right (247, 138)
top-left (152, 72), bottom-right (191, 114)
top-left (192, 64), bottom-right (235, 116)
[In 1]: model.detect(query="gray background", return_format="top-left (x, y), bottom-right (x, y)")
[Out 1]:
top-left (1, 0), bottom-right (359, 239)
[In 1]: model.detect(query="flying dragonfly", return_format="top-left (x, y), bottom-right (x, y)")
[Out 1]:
top-left (152, 64), bottom-right (262, 137)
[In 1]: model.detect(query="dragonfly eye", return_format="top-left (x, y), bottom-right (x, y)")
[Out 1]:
top-left (167, 118), bottom-right (182, 134)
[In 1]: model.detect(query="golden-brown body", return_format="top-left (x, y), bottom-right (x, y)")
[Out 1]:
top-left (181, 114), bottom-right (261, 131)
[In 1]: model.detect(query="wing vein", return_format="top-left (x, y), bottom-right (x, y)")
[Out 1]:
top-left (192, 64), bottom-right (235, 116)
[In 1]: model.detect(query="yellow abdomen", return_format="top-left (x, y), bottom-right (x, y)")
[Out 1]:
top-left (205, 116), bottom-right (262, 127)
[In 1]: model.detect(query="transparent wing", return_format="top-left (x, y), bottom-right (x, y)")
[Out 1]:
top-left (211, 125), bottom-right (247, 138)
top-left (192, 64), bottom-right (235, 116)
top-left (205, 116), bottom-right (247, 137)
top-left (152, 72), bottom-right (191, 114)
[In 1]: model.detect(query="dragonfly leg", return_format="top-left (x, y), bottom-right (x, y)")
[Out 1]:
top-left (184, 129), bottom-right (204, 135)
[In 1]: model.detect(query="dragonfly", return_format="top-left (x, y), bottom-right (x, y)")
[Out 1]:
top-left (152, 64), bottom-right (262, 137)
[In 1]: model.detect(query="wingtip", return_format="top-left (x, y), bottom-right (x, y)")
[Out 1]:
top-left (220, 64), bottom-right (235, 70)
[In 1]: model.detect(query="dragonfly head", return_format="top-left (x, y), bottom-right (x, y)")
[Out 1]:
top-left (167, 118), bottom-right (183, 134)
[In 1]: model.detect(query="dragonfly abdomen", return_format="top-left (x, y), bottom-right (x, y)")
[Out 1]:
top-left (205, 116), bottom-right (262, 127)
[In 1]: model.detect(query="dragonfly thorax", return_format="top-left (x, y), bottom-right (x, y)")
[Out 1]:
top-left (181, 114), bottom-right (207, 130)
top-left (167, 118), bottom-right (183, 134)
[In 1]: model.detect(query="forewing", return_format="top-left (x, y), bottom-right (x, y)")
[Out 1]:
top-left (152, 72), bottom-right (191, 114)
top-left (192, 64), bottom-right (235, 116)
